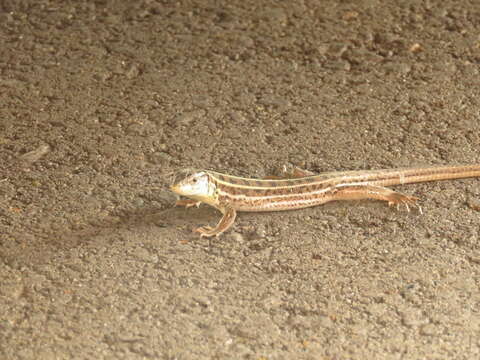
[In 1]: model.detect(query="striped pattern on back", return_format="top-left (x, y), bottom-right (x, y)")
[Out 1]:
top-left (206, 165), bottom-right (480, 212)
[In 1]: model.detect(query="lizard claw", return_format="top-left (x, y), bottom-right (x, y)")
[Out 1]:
top-left (176, 200), bottom-right (202, 208)
top-left (194, 226), bottom-right (218, 238)
top-left (388, 194), bottom-right (420, 212)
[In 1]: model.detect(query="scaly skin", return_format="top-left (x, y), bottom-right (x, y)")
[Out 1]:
top-left (171, 165), bottom-right (480, 237)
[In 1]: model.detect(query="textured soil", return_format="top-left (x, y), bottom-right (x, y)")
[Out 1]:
top-left (1, 0), bottom-right (480, 359)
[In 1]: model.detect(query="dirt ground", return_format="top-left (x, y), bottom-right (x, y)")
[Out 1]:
top-left (1, 0), bottom-right (480, 359)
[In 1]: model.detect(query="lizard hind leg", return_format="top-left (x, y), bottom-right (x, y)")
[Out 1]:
top-left (331, 185), bottom-right (420, 211)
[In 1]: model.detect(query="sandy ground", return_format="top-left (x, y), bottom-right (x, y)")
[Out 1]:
top-left (1, 0), bottom-right (480, 359)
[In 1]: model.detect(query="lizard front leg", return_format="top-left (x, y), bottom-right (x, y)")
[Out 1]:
top-left (195, 206), bottom-right (237, 238)
top-left (175, 199), bottom-right (202, 208)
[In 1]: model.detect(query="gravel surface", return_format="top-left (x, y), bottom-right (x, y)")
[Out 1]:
top-left (1, 0), bottom-right (480, 359)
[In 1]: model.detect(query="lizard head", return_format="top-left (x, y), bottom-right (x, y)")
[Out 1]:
top-left (170, 170), bottom-right (216, 203)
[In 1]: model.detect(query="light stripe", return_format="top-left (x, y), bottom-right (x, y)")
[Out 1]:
top-left (216, 186), bottom-right (331, 201)
top-left (208, 165), bottom-right (480, 191)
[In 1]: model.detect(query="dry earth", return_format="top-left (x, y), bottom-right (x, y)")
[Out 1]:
top-left (1, 0), bottom-right (480, 359)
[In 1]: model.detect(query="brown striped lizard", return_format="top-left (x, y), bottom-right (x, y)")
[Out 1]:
top-left (170, 165), bottom-right (480, 237)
